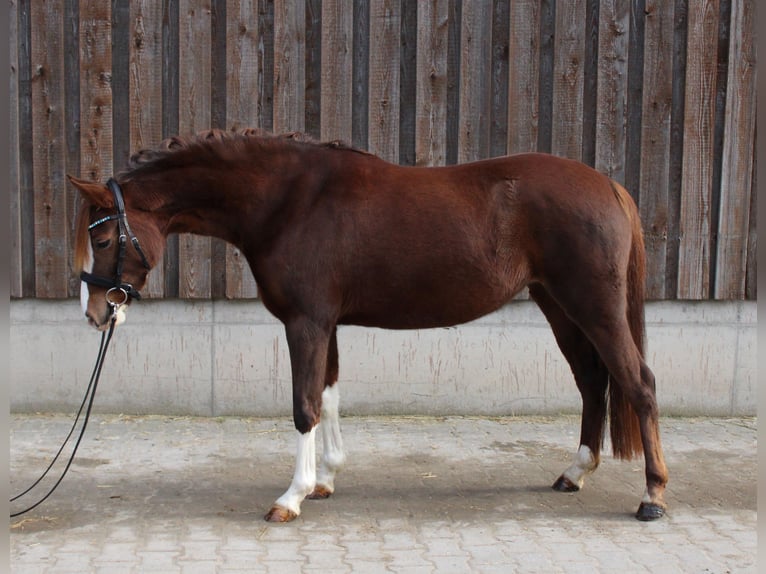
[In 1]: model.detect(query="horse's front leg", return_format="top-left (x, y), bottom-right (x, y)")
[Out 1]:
top-left (265, 319), bottom-right (332, 523)
top-left (307, 328), bottom-right (346, 499)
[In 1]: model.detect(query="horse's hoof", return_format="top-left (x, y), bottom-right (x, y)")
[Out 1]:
top-left (635, 502), bottom-right (666, 521)
top-left (552, 475), bottom-right (580, 492)
top-left (264, 505), bottom-right (298, 523)
top-left (307, 484), bottom-right (333, 500)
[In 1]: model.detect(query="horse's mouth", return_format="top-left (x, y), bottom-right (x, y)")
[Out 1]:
top-left (87, 305), bottom-right (128, 331)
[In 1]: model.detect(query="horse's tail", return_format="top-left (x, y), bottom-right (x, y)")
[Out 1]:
top-left (607, 180), bottom-right (646, 460)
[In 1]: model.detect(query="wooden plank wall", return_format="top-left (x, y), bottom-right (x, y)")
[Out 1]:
top-left (10, 0), bottom-right (756, 301)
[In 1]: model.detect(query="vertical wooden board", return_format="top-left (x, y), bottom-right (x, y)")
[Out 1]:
top-left (352, 0), bottom-right (370, 150)
top-left (399, 0), bottom-right (417, 165)
top-left (415, 0), bottom-right (449, 166)
top-left (224, 0), bottom-right (260, 299)
top-left (678, 0), bottom-right (719, 299)
top-left (225, 0), bottom-right (259, 299)
top-left (17, 0), bottom-right (35, 297)
top-left (80, 2), bottom-right (113, 183)
top-left (258, 0), bottom-right (275, 131)
top-left (112, 1), bottom-right (131, 169)
top-left (30, 1), bottom-right (69, 297)
top-left (305, 0), bottom-right (322, 139)
top-left (368, 0), bottom-right (400, 162)
top-left (535, 0), bottom-right (555, 153)
top-left (130, 0), bottom-right (165, 298)
top-left (226, 0), bottom-right (260, 130)
top-left (581, 0), bottom-right (600, 166)
top-left (178, 0), bottom-right (212, 299)
top-left (320, 0), bottom-right (353, 142)
top-left (714, 0), bottom-right (755, 298)
top-left (744, 147), bottom-right (756, 299)
top-left (273, 0), bottom-right (305, 133)
top-left (10, 0), bottom-right (21, 297)
top-left (594, 0), bottom-right (630, 181)
top-left (624, 0), bottom-right (646, 196)
top-left (507, 0), bottom-right (540, 154)
top-left (64, 0), bottom-right (82, 298)
top-left (161, 0), bottom-right (180, 298)
top-left (550, 0), bottom-right (585, 161)
top-left (489, 0), bottom-right (509, 158)
top-left (639, 0), bottom-right (675, 299)
top-left (445, 0), bottom-right (461, 164)
top-left (457, 1), bottom-right (492, 163)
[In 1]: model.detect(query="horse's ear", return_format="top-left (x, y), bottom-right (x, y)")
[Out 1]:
top-left (67, 175), bottom-right (113, 208)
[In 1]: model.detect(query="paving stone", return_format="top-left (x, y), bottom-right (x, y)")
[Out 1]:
top-left (10, 414), bottom-right (757, 573)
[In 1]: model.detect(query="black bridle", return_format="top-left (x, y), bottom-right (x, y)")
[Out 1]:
top-left (80, 178), bottom-right (151, 305)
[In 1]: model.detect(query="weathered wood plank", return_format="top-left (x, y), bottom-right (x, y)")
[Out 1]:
top-left (161, 0), bottom-right (180, 298)
top-left (273, 0), bottom-right (305, 133)
top-left (714, 0), bottom-right (755, 298)
top-left (64, 0), bottom-right (81, 297)
top-left (31, 0), bottom-right (70, 297)
top-left (415, 0), bottom-right (449, 167)
top-left (639, 0), bottom-right (675, 299)
top-left (352, 0), bottom-right (369, 150)
top-left (368, 0), bottom-right (401, 162)
top-left (551, 0), bottom-right (586, 161)
top-left (445, 0), bottom-right (461, 164)
top-left (320, 0), bottom-right (353, 142)
top-left (79, 1), bottom-right (112, 185)
top-left (744, 147), bottom-right (756, 299)
top-left (305, 0), bottom-right (322, 139)
top-left (130, 0), bottom-right (166, 298)
top-left (489, 0), bottom-right (509, 158)
top-left (178, 0), bottom-right (212, 299)
top-left (10, 0), bottom-right (21, 298)
top-left (399, 0), bottom-right (417, 165)
top-left (595, 0), bottom-right (630, 181)
top-left (10, 1), bottom-right (24, 297)
top-left (17, 0), bottom-right (35, 297)
top-left (457, 1), bottom-right (492, 163)
top-left (224, 0), bottom-right (260, 299)
top-left (678, 0), bottom-right (719, 299)
top-left (536, 0), bottom-right (555, 153)
top-left (507, 0), bottom-right (540, 155)
top-left (257, 0), bottom-right (275, 132)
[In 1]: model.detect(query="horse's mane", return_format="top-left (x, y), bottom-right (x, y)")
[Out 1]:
top-left (120, 128), bottom-right (371, 181)
top-left (74, 128), bottom-right (370, 273)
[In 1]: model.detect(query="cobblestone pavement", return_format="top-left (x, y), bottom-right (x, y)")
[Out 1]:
top-left (10, 414), bottom-right (757, 573)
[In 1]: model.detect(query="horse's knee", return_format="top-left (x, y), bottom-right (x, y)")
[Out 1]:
top-left (293, 400), bottom-right (321, 434)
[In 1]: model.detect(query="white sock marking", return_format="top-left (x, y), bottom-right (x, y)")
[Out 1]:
top-left (562, 445), bottom-right (598, 488)
top-left (274, 427), bottom-right (317, 516)
top-left (317, 385), bottom-right (346, 492)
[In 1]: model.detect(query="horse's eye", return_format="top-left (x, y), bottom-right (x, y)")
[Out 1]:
top-left (95, 238), bottom-right (112, 250)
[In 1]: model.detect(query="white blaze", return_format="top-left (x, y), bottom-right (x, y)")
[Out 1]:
top-left (80, 240), bottom-right (94, 316)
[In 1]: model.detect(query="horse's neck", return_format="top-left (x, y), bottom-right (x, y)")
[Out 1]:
top-left (150, 149), bottom-right (311, 246)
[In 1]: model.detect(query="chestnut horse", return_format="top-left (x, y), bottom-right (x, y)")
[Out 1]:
top-left (71, 129), bottom-right (668, 522)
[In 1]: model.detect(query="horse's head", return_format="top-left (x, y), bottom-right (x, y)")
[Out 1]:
top-left (70, 176), bottom-right (161, 331)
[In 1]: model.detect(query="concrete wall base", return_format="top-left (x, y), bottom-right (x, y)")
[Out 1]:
top-left (10, 299), bottom-right (756, 417)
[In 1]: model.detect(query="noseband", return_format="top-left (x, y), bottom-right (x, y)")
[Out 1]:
top-left (80, 178), bottom-right (151, 306)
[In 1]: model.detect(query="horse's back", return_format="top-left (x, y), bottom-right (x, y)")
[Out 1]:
top-left (320, 152), bottom-right (633, 329)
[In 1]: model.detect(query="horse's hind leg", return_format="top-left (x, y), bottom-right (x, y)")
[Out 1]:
top-left (529, 284), bottom-right (609, 492)
top-left (308, 327), bottom-right (347, 499)
top-left (541, 283), bottom-right (668, 520)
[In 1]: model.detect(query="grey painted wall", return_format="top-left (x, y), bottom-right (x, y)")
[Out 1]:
top-left (10, 299), bottom-right (756, 417)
